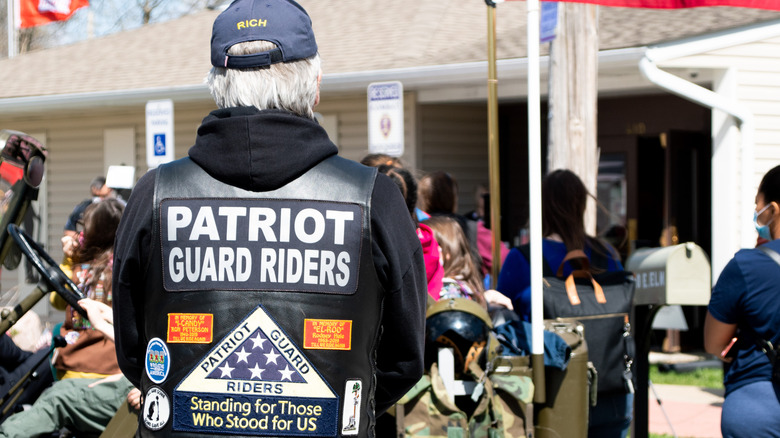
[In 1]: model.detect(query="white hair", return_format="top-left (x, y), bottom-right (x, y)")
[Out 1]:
top-left (206, 40), bottom-right (321, 119)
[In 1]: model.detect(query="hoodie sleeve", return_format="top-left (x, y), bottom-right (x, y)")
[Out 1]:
top-left (369, 174), bottom-right (427, 414)
top-left (112, 171), bottom-right (156, 388)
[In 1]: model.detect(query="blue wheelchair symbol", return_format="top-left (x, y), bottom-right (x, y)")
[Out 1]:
top-left (154, 134), bottom-right (166, 156)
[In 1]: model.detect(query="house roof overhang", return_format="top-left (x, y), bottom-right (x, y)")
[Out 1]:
top-left (2, 6), bottom-right (780, 116)
top-left (0, 46), bottom-right (650, 116)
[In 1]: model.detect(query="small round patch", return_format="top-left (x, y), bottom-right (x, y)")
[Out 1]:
top-left (142, 387), bottom-right (170, 431)
top-left (64, 331), bottom-right (80, 345)
top-left (145, 337), bottom-right (171, 384)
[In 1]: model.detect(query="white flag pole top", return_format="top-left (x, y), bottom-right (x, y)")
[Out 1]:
top-left (7, 0), bottom-right (17, 58)
top-left (526, 0), bottom-right (544, 358)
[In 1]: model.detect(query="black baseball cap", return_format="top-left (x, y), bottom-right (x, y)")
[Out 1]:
top-left (210, 0), bottom-right (318, 69)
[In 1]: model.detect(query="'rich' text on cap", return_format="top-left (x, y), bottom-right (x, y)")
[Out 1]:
top-left (211, 0), bottom-right (318, 69)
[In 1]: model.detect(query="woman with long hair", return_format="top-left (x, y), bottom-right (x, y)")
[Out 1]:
top-left (496, 169), bottom-right (628, 438)
top-left (424, 215), bottom-right (486, 306)
top-left (424, 215), bottom-right (512, 310)
top-left (50, 198), bottom-right (124, 378)
top-left (497, 169), bottom-right (622, 318)
top-left (0, 198), bottom-right (134, 437)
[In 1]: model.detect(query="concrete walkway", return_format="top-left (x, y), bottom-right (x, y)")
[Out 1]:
top-left (648, 360), bottom-right (724, 438)
top-left (647, 383), bottom-right (723, 438)
top-left (645, 351), bottom-right (724, 438)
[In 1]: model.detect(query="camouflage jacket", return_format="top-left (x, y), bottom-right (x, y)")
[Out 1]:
top-left (394, 361), bottom-right (533, 438)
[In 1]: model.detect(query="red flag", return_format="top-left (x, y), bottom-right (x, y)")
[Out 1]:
top-left (19, 0), bottom-right (89, 28)
top-left (537, 0), bottom-right (780, 9)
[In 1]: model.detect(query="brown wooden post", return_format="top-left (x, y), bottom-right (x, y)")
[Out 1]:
top-left (547, 2), bottom-right (600, 234)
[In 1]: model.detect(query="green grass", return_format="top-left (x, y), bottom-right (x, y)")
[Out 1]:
top-left (648, 363), bottom-right (723, 389)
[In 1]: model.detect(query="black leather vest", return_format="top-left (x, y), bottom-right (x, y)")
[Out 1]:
top-left (138, 156), bottom-right (383, 437)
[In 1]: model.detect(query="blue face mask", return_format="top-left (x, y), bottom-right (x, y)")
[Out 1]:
top-left (754, 204), bottom-right (774, 241)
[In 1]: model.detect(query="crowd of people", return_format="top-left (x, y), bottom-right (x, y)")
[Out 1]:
top-left (2, 1), bottom-right (777, 437)
top-left (368, 157), bottom-right (632, 437)
top-left (0, 159), bottom-right (636, 437)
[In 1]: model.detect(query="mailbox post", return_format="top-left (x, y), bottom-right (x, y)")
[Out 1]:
top-left (625, 242), bottom-right (711, 438)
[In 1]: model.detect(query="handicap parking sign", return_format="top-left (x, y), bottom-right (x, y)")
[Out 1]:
top-left (146, 99), bottom-right (175, 168)
top-left (154, 134), bottom-right (166, 156)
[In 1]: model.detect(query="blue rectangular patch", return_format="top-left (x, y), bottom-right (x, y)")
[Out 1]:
top-left (173, 392), bottom-right (338, 436)
top-left (160, 198), bottom-right (362, 294)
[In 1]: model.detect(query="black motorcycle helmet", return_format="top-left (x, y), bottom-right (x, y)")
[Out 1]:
top-left (425, 298), bottom-right (493, 375)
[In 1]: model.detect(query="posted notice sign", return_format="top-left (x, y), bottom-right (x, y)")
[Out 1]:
top-left (146, 99), bottom-right (175, 168)
top-left (367, 81), bottom-right (404, 157)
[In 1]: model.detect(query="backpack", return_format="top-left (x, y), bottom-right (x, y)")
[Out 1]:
top-left (519, 240), bottom-right (636, 396)
top-left (393, 360), bottom-right (534, 438)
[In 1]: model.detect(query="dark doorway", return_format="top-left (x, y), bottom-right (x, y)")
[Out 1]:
top-left (497, 102), bottom-right (549, 246)
top-left (604, 131), bottom-right (711, 352)
top-left (635, 135), bottom-right (666, 249)
top-left (601, 131), bottom-right (711, 256)
top-left (498, 98), bottom-right (711, 259)
top-left (666, 130), bottom-right (712, 256)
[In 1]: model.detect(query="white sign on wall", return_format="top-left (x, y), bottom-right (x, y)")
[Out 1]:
top-left (145, 99), bottom-right (175, 168)
top-left (367, 81), bottom-right (404, 157)
top-left (105, 165), bottom-right (136, 190)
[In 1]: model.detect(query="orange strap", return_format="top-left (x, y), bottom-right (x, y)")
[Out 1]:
top-left (564, 271), bottom-right (607, 306)
top-left (557, 250), bottom-right (591, 277)
top-left (564, 275), bottom-right (582, 305)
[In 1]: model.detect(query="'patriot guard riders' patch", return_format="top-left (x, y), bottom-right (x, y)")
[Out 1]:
top-left (174, 305), bottom-right (338, 435)
top-left (160, 198), bottom-right (362, 294)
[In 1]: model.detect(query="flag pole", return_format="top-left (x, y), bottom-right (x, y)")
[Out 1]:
top-left (485, 1), bottom-right (503, 291)
top-left (486, 0), bottom-right (545, 404)
top-left (7, 0), bottom-right (16, 58)
top-left (526, 0), bottom-right (546, 404)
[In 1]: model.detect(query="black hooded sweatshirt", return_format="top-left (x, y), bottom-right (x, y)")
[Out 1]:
top-left (112, 107), bottom-right (427, 414)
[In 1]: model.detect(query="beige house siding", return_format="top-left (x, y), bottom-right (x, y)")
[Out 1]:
top-left (663, 35), bottom-right (780, 185)
top-left (0, 102), bottom-right (217, 257)
top-left (730, 39), bottom-right (780, 264)
top-left (0, 93), bottom-right (424, 310)
top-left (418, 103), bottom-right (489, 216)
top-left (715, 37), bottom-right (780, 184)
top-left (0, 93), bottom-right (420, 266)
top-left (318, 96), bottom-right (369, 161)
top-left (318, 95), bottom-right (490, 215)
top-left (317, 91), bottom-right (418, 169)
top-left (660, 34), bottom-right (780, 276)
top-left (0, 102), bottom-right (214, 310)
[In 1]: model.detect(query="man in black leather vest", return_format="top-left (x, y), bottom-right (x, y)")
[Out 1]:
top-left (112, 1), bottom-right (427, 436)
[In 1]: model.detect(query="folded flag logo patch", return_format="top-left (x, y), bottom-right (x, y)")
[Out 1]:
top-left (174, 305), bottom-right (338, 436)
